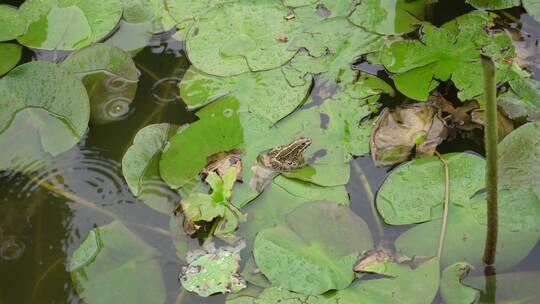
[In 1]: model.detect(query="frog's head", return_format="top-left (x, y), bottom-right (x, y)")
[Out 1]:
top-left (296, 137), bottom-right (312, 151)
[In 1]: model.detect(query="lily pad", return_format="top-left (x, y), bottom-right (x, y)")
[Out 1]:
top-left (62, 43), bottom-right (138, 125)
top-left (523, 0), bottom-right (540, 22)
top-left (104, 19), bottom-right (153, 53)
top-left (395, 187), bottom-right (540, 270)
top-left (185, 0), bottom-right (298, 76)
top-left (466, 0), bottom-right (520, 9)
top-left (18, 0), bottom-right (122, 50)
top-left (180, 242), bottom-right (246, 297)
top-left (376, 153), bottom-right (485, 225)
top-left (349, 0), bottom-right (427, 35)
top-left (0, 5), bottom-right (27, 41)
top-left (70, 221), bottom-right (166, 304)
top-left (499, 122), bottom-right (540, 197)
top-left (0, 61), bottom-right (89, 172)
top-left (122, 123), bottom-right (180, 214)
top-left (464, 271), bottom-right (540, 303)
top-left (498, 77), bottom-right (540, 122)
top-left (377, 11), bottom-right (515, 101)
top-left (180, 67), bottom-right (311, 123)
top-left (253, 201), bottom-right (373, 295)
top-left (440, 262), bottom-right (478, 304)
top-left (0, 43), bottom-right (21, 76)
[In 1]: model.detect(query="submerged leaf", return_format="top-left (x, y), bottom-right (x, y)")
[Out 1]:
top-left (70, 221), bottom-right (166, 304)
top-left (370, 103), bottom-right (448, 166)
top-left (253, 201), bottom-right (372, 295)
top-left (377, 11), bottom-right (515, 101)
top-left (0, 61), bottom-right (89, 172)
top-left (62, 43), bottom-right (139, 125)
top-left (180, 242), bottom-right (246, 297)
top-left (463, 271), bottom-right (540, 302)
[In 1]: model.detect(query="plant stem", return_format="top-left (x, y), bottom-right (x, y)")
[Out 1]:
top-left (435, 151), bottom-right (450, 259)
top-left (351, 161), bottom-right (384, 237)
top-left (481, 55), bottom-right (499, 266)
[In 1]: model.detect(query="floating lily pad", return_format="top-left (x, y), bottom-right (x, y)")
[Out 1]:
top-left (0, 43), bottom-right (21, 76)
top-left (229, 257), bottom-right (439, 304)
top-left (0, 5), bottom-right (27, 41)
top-left (18, 0), bottom-right (122, 50)
top-left (186, 0), bottom-right (298, 76)
top-left (377, 11), bottom-right (515, 101)
top-left (180, 67), bottom-right (311, 123)
top-left (466, 0), bottom-right (520, 9)
top-left (0, 61), bottom-right (89, 172)
top-left (62, 43), bottom-right (138, 125)
top-left (498, 77), bottom-right (540, 121)
top-left (104, 19), bottom-right (153, 53)
top-left (70, 221), bottom-right (166, 304)
top-left (254, 201), bottom-right (373, 295)
top-left (370, 103), bottom-right (448, 166)
top-left (180, 242), bottom-right (246, 297)
top-left (376, 153), bottom-right (485, 225)
top-left (395, 187), bottom-right (540, 270)
top-left (122, 123), bottom-right (180, 214)
top-left (523, 0), bottom-right (540, 22)
top-left (349, 0), bottom-right (427, 35)
top-left (499, 122), bottom-right (540, 197)
top-left (440, 262), bottom-right (478, 304)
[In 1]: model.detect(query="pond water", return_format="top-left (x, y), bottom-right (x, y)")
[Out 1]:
top-left (1, 0), bottom-right (540, 303)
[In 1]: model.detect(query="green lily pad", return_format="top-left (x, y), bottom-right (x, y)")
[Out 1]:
top-left (70, 221), bottom-right (166, 304)
top-left (395, 187), bottom-right (540, 270)
top-left (121, 0), bottom-right (174, 32)
top-left (180, 242), bottom-right (246, 297)
top-left (229, 257), bottom-right (440, 304)
top-left (18, 0), bottom-right (122, 50)
top-left (464, 271), bottom-right (540, 303)
top-left (185, 0), bottom-right (298, 76)
top-left (466, 0), bottom-right (520, 9)
top-left (376, 153), bottom-right (485, 225)
top-left (62, 43), bottom-right (138, 125)
top-left (498, 77), bottom-right (540, 122)
top-left (0, 5), bottom-right (27, 41)
top-left (440, 262), bottom-right (478, 304)
top-left (160, 97), bottom-right (245, 189)
top-left (239, 179), bottom-right (348, 286)
top-left (0, 43), bottom-right (21, 76)
top-left (122, 123), bottom-right (180, 214)
top-left (523, 0), bottom-right (540, 22)
top-left (377, 11), bottom-right (515, 101)
top-left (254, 201), bottom-right (373, 295)
top-left (104, 19), bottom-right (153, 53)
top-left (180, 66), bottom-right (311, 123)
top-left (499, 122), bottom-right (540, 197)
top-left (0, 61), bottom-right (89, 172)
top-left (348, 0), bottom-right (427, 35)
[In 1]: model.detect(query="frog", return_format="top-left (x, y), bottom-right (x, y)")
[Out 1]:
top-left (258, 137), bottom-right (312, 172)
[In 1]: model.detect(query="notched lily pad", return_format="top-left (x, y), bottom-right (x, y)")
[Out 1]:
top-left (370, 103), bottom-right (448, 166)
top-left (180, 241), bottom-right (246, 297)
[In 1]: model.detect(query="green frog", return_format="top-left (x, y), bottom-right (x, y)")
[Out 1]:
top-left (259, 137), bottom-right (312, 172)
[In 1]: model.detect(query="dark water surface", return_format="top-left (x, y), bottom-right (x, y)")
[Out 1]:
top-left (1, 1), bottom-right (540, 303)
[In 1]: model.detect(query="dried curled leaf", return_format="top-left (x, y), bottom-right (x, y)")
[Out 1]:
top-left (202, 149), bottom-right (243, 182)
top-left (180, 242), bottom-right (246, 297)
top-left (370, 103), bottom-right (448, 166)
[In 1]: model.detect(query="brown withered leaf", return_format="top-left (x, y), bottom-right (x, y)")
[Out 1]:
top-left (276, 35), bottom-right (288, 43)
top-left (202, 149), bottom-right (243, 181)
top-left (370, 103), bottom-right (448, 166)
top-left (429, 92), bottom-right (481, 131)
top-left (284, 12), bottom-right (295, 20)
top-left (470, 108), bottom-right (514, 141)
top-left (354, 246), bottom-right (410, 273)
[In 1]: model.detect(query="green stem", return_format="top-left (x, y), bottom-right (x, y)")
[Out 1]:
top-left (435, 151), bottom-right (450, 259)
top-left (481, 55), bottom-right (498, 266)
top-left (352, 161), bottom-right (384, 237)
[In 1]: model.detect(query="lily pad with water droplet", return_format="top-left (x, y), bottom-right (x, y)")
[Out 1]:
top-left (254, 201), bottom-right (373, 295)
top-left (18, 0), bottom-right (122, 51)
top-left (0, 61), bottom-right (89, 172)
top-left (0, 4), bottom-right (27, 42)
top-left (0, 43), bottom-right (21, 76)
top-left (70, 221), bottom-right (166, 304)
top-left (180, 66), bottom-right (311, 123)
top-left (62, 43), bottom-right (138, 125)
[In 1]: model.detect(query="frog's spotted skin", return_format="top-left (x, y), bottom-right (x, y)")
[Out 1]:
top-left (179, 242), bottom-right (246, 297)
top-left (259, 137), bottom-right (312, 172)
